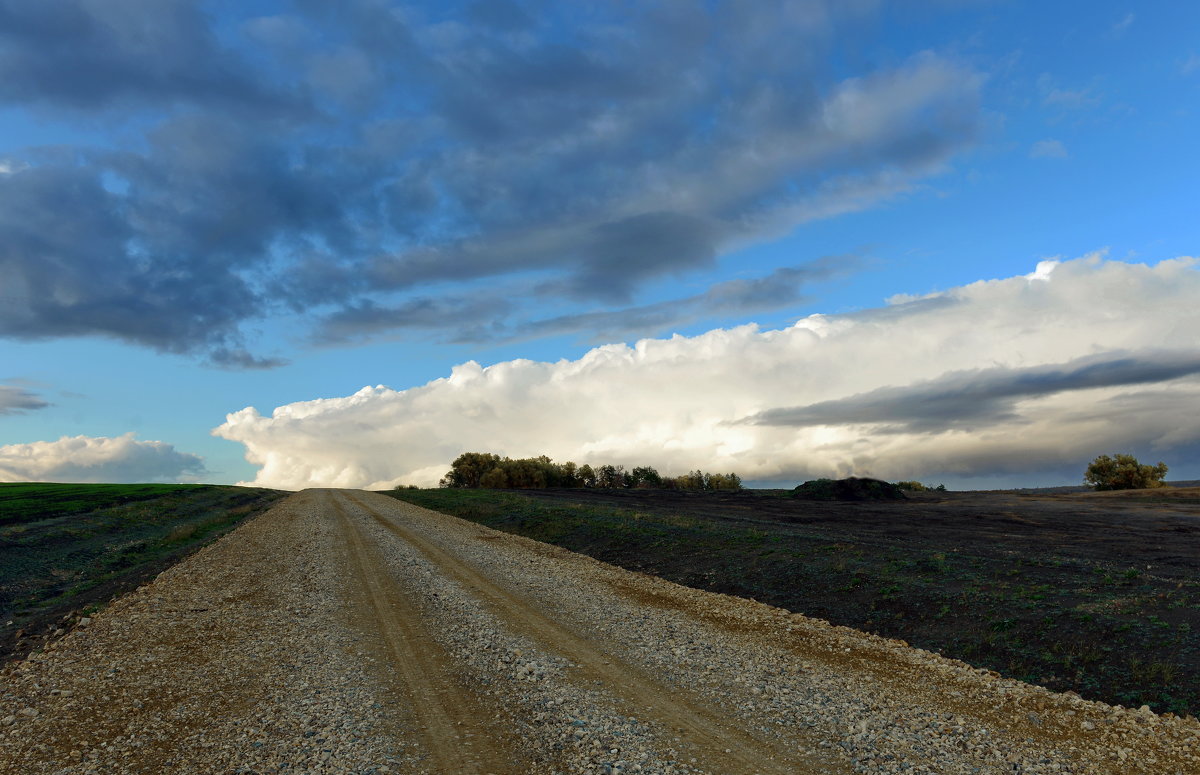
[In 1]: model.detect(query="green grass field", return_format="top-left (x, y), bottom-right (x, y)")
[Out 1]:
top-left (1, 482), bottom-right (285, 660)
top-left (0, 482), bottom-right (208, 525)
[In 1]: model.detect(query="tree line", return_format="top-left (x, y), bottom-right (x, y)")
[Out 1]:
top-left (439, 452), bottom-right (742, 491)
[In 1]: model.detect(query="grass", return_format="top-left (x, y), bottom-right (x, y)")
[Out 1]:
top-left (0, 482), bottom-right (209, 525)
top-left (1, 483), bottom-right (285, 660)
top-left (385, 487), bottom-right (1200, 718)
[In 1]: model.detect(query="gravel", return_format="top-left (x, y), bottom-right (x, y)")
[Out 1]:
top-left (2, 489), bottom-right (1197, 775)
top-left (0, 493), bottom-right (406, 774)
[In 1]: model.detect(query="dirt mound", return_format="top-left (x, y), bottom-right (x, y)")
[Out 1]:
top-left (791, 477), bottom-right (906, 501)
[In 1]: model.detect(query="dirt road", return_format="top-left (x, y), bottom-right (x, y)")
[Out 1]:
top-left (2, 490), bottom-right (1197, 774)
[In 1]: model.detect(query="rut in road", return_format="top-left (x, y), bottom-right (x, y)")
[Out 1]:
top-left (338, 490), bottom-right (837, 775)
top-left (330, 491), bottom-right (524, 775)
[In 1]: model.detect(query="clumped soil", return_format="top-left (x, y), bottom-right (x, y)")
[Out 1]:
top-left (387, 486), bottom-right (1200, 716)
top-left (0, 483), bottom-right (286, 662)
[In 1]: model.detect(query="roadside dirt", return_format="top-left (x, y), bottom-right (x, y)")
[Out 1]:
top-left (2, 489), bottom-right (1197, 774)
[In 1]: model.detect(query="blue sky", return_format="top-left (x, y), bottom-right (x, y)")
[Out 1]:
top-left (2, 1), bottom-right (1199, 488)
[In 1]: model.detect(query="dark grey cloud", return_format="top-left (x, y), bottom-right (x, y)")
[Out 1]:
top-left (0, 383), bottom-right (50, 415)
top-left (744, 352), bottom-right (1200, 433)
top-left (496, 256), bottom-right (858, 344)
top-left (0, 160), bottom-right (260, 355)
top-left (0, 0), bottom-right (983, 360)
top-left (0, 0), bottom-right (307, 115)
top-left (208, 348), bottom-right (290, 371)
top-left (315, 295), bottom-right (515, 345)
top-left (313, 255), bottom-right (855, 346)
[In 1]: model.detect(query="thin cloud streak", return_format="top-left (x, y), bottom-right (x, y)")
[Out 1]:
top-left (0, 383), bottom-right (50, 415)
top-left (742, 352), bottom-right (1200, 432)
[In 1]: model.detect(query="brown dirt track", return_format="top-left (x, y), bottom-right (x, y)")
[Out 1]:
top-left (3, 489), bottom-right (1198, 774)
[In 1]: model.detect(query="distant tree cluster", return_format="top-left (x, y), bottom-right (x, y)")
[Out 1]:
top-left (1084, 453), bottom-right (1168, 491)
top-left (895, 481), bottom-right (947, 492)
top-left (439, 452), bottom-right (742, 491)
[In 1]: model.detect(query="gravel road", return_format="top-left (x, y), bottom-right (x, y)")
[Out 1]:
top-left (2, 490), bottom-right (1197, 774)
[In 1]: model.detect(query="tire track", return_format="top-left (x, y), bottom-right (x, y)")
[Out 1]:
top-left (339, 490), bottom-right (837, 775)
top-left (329, 491), bottom-right (524, 775)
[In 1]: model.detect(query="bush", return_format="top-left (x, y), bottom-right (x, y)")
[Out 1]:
top-left (1084, 454), bottom-right (1168, 491)
top-left (896, 480), bottom-right (927, 492)
top-left (793, 477), bottom-right (904, 501)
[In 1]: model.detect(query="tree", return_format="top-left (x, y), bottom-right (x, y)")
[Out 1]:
top-left (595, 464), bottom-right (624, 488)
top-left (1084, 453), bottom-right (1168, 491)
top-left (441, 452), bottom-right (501, 488)
top-left (706, 472), bottom-right (742, 491)
top-left (479, 467), bottom-right (509, 489)
top-left (630, 465), bottom-right (662, 488)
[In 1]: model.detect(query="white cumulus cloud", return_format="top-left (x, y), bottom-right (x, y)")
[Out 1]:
top-left (0, 433), bottom-right (207, 483)
top-left (215, 256), bottom-right (1200, 490)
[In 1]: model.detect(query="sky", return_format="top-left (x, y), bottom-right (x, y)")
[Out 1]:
top-left (2, 0), bottom-right (1199, 489)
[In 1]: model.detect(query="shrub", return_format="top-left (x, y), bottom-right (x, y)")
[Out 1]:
top-left (793, 477), bottom-right (905, 501)
top-left (1084, 454), bottom-right (1168, 491)
top-left (896, 480), bottom-right (927, 492)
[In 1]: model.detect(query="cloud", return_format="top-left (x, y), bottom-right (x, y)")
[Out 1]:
top-left (0, 1), bottom-right (983, 359)
top-left (0, 0), bottom-right (306, 115)
top-left (1183, 54), bottom-right (1200, 76)
top-left (1029, 139), bottom-right (1068, 159)
top-left (314, 256), bottom-right (856, 345)
top-left (0, 432), bottom-right (207, 483)
top-left (492, 258), bottom-right (857, 344)
top-left (1038, 75), bottom-right (1101, 111)
top-left (0, 382), bottom-right (50, 414)
top-left (314, 295), bottom-right (516, 345)
top-left (1111, 13), bottom-right (1135, 35)
top-left (208, 348), bottom-right (290, 371)
top-left (742, 351), bottom-right (1200, 432)
top-left (214, 256), bottom-right (1200, 489)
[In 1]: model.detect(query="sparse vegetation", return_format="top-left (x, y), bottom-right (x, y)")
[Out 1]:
top-left (1084, 453), bottom-right (1168, 490)
top-left (440, 452), bottom-right (742, 491)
